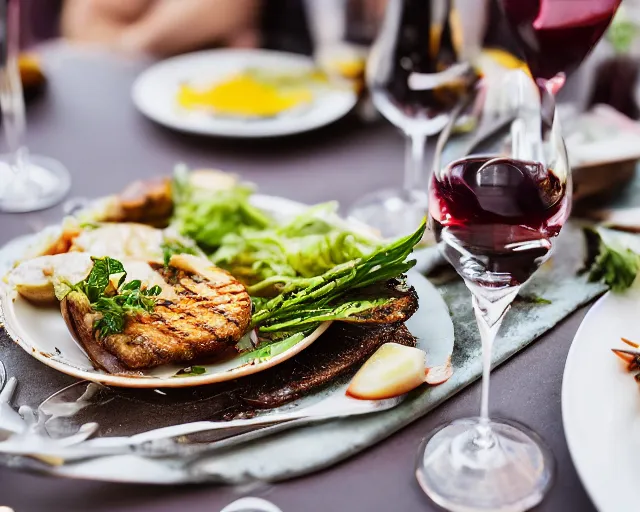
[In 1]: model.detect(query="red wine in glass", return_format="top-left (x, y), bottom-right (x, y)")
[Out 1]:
top-left (429, 156), bottom-right (569, 288)
top-left (371, 0), bottom-right (473, 127)
top-left (348, 0), bottom-right (477, 239)
top-left (500, 0), bottom-right (622, 90)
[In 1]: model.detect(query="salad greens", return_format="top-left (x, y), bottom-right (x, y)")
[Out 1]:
top-left (213, 203), bottom-right (380, 294)
top-left (239, 331), bottom-right (309, 364)
top-left (171, 167), bottom-right (272, 252)
top-left (251, 221), bottom-right (424, 330)
top-left (168, 167), bottom-right (426, 359)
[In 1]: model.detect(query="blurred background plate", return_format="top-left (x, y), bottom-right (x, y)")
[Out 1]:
top-left (131, 48), bottom-right (358, 138)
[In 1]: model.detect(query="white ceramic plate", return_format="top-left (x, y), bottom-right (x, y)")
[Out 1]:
top-left (131, 49), bottom-right (358, 138)
top-left (562, 286), bottom-right (640, 512)
top-left (0, 194), bottom-right (445, 389)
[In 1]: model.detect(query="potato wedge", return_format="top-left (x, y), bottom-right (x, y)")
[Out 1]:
top-left (8, 253), bottom-right (93, 305)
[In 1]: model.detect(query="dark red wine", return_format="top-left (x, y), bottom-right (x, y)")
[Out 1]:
top-left (429, 156), bottom-right (569, 288)
top-left (500, 0), bottom-right (621, 82)
top-left (371, 0), bottom-right (475, 123)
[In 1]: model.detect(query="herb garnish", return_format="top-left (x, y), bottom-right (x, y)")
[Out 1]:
top-left (68, 257), bottom-right (161, 339)
top-left (93, 280), bottom-right (161, 339)
top-left (174, 365), bottom-right (206, 377)
top-left (584, 228), bottom-right (640, 292)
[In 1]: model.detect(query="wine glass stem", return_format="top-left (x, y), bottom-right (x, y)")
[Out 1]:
top-left (471, 289), bottom-right (519, 444)
top-left (404, 132), bottom-right (427, 196)
top-left (0, 0), bottom-right (27, 168)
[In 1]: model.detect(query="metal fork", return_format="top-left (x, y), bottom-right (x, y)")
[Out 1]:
top-left (0, 387), bottom-right (403, 463)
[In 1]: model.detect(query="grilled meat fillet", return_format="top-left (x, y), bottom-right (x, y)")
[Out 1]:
top-left (61, 254), bottom-right (252, 372)
top-left (338, 278), bottom-right (418, 325)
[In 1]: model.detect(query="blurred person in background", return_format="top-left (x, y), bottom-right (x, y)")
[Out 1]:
top-left (61, 0), bottom-right (261, 56)
top-left (59, 0), bottom-right (392, 57)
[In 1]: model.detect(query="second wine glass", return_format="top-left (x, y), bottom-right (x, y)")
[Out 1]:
top-left (348, 0), bottom-right (477, 239)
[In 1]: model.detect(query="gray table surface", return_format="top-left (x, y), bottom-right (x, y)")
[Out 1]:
top-left (0, 45), bottom-right (597, 512)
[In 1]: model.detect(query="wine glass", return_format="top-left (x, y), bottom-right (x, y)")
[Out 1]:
top-left (347, 0), bottom-right (477, 239)
top-left (499, 0), bottom-right (622, 95)
top-left (416, 71), bottom-right (568, 511)
top-left (0, 0), bottom-right (71, 213)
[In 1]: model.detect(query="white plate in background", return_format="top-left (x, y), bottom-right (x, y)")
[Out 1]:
top-left (132, 49), bottom-right (357, 138)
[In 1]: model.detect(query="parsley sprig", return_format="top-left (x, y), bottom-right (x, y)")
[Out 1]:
top-left (69, 257), bottom-right (161, 339)
top-left (585, 228), bottom-right (640, 292)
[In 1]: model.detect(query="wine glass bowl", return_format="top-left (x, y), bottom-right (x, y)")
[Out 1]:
top-left (348, 0), bottom-right (476, 239)
top-left (416, 71), bottom-right (566, 512)
top-left (499, 0), bottom-right (622, 93)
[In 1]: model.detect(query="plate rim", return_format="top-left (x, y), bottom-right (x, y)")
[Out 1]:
top-left (561, 290), bottom-right (639, 512)
top-left (131, 48), bottom-right (358, 138)
top-left (561, 292), bottom-right (607, 510)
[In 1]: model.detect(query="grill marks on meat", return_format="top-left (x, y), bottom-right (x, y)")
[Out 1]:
top-left (62, 256), bottom-right (252, 371)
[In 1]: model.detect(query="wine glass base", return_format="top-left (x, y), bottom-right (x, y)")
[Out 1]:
top-left (347, 188), bottom-right (428, 239)
top-left (0, 154), bottom-right (71, 213)
top-left (416, 417), bottom-right (555, 512)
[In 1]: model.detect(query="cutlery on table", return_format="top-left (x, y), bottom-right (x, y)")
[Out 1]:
top-left (0, 385), bottom-right (404, 463)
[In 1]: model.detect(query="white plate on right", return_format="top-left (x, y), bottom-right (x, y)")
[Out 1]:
top-left (562, 286), bottom-right (640, 512)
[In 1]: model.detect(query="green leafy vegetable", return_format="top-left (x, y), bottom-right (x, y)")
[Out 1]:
top-left (585, 228), bottom-right (640, 292)
top-left (93, 281), bottom-right (161, 340)
top-left (161, 238), bottom-right (199, 266)
top-left (171, 167), bottom-right (272, 252)
top-left (257, 297), bottom-right (393, 332)
top-left (240, 331), bottom-right (309, 363)
top-left (67, 257), bottom-right (162, 339)
top-left (252, 219), bottom-right (426, 331)
top-left (213, 202), bottom-right (380, 293)
top-left (71, 256), bottom-right (126, 303)
top-left (174, 365), bottom-right (207, 377)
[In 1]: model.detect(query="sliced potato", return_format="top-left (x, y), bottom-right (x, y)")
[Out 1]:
top-left (8, 253), bottom-right (93, 304)
top-left (69, 223), bottom-right (166, 263)
top-left (346, 343), bottom-right (427, 400)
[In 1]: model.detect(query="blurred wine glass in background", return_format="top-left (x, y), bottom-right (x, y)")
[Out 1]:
top-left (0, 0), bottom-right (70, 213)
top-left (347, 0), bottom-right (478, 239)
